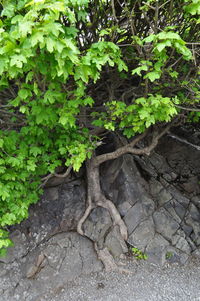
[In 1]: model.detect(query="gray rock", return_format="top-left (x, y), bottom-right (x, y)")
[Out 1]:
top-left (181, 224), bottom-right (193, 237)
top-left (134, 156), bottom-right (158, 177)
top-left (141, 195), bottom-right (155, 216)
top-left (124, 203), bottom-right (146, 235)
top-left (191, 195), bottom-right (200, 209)
top-left (153, 208), bottom-right (179, 240)
top-left (146, 234), bottom-right (169, 265)
top-left (185, 236), bottom-right (196, 251)
top-left (43, 244), bottom-right (65, 270)
top-left (185, 215), bottom-right (200, 246)
top-left (164, 246), bottom-right (189, 265)
top-left (84, 207), bottom-right (112, 242)
top-left (105, 226), bottom-right (128, 257)
top-left (2, 131), bottom-right (200, 301)
top-left (128, 217), bottom-right (155, 252)
top-left (174, 202), bottom-right (186, 220)
top-left (117, 201), bottom-right (132, 217)
top-left (0, 230), bottom-right (29, 264)
top-left (181, 176), bottom-right (200, 194)
top-left (192, 248), bottom-right (200, 258)
top-left (189, 203), bottom-right (200, 222)
top-left (113, 155), bottom-right (148, 206)
top-left (116, 182), bottom-right (140, 206)
top-left (148, 152), bottom-right (167, 171)
top-left (164, 201), bottom-right (182, 223)
top-left (169, 187), bottom-right (190, 208)
top-left (149, 179), bottom-right (163, 196)
top-left (157, 189), bottom-right (172, 206)
top-left (45, 187), bottom-right (59, 201)
top-left (172, 230), bottom-right (191, 254)
top-left (162, 171), bottom-right (178, 182)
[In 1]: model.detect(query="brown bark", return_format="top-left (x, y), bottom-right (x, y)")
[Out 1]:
top-left (95, 124), bottom-right (171, 166)
top-left (77, 155), bottom-right (128, 240)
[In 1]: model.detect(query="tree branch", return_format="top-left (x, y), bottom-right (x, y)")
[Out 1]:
top-left (95, 124), bottom-right (172, 166)
top-left (39, 165), bottom-right (72, 188)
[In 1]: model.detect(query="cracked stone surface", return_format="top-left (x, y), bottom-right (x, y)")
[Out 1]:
top-left (1, 127), bottom-right (200, 300)
top-left (0, 233), bottom-right (102, 301)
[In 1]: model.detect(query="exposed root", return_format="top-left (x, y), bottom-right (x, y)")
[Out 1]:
top-left (94, 244), bottom-right (132, 274)
top-left (77, 195), bottom-right (93, 236)
top-left (77, 156), bottom-right (128, 271)
top-left (77, 194), bottom-right (128, 241)
top-left (97, 197), bottom-right (128, 241)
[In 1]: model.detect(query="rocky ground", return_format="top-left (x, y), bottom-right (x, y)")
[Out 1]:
top-left (50, 257), bottom-right (200, 301)
top-left (2, 256), bottom-right (200, 301)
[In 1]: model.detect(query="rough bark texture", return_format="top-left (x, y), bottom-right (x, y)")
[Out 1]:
top-left (77, 155), bottom-right (128, 270)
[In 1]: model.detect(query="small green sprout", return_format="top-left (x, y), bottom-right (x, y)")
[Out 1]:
top-left (165, 251), bottom-right (173, 260)
top-left (132, 247), bottom-right (148, 260)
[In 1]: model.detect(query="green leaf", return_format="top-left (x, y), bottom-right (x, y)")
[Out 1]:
top-left (26, 71), bottom-right (34, 83)
top-left (184, 2), bottom-right (200, 15)
top-left (156, 40), bottom-right (172, 52)
top-left (19, 106), bottom-right (27, 113)
top-left (145, 71), bottom-right (161, 82)
top-left (132, 65), bottom-right (148, 76)
top-left (143, 34), bottom-right (156, 43)
top-left (46, 37), bottom-right (55, 53)
top-left (10, 55), bottom-right (27, 68)
top-left (27, 160), bottom-right (36, 171)
top-left (19, 21), bottom-right (33, 37)
top-left (11, 15), bottom-right (23, 24)
top-left (158, 31), bottom-right (181, 40)
top-left (1, 3), bottom-right (16, 18)
top-left (30, 146), bottom-right (42, 157)
top-left (18, 89), bottom-right (29, 99)
top-left (169, 70), bottom-right (179, 78)
top-left (31, 32), bottom-right (44, 47)
top-left (99, 29), bottom-right (110, 36)
top-left (0, 139), bottom-right (4, 148)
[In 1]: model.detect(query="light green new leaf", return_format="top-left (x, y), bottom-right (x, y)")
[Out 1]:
top-left (18, 89), bottom-right (29, 99)
top-left (46, 37), bottom-right (55, 53)
top-left (157, 31), bottom-right (181, 40)
top-left (19, 21), bottom-right (33, 37)
top-left (132, 65), bottom-right (148, 76)
top-left (156, 40), bottom-right (172, 52)
top-left (10, 55), bottom-right (27, 68)
top-left (143, 34), bottom-right (156, 43)
top-left (31, 32), bottom-right (45, 47)
top-left (145, 71), bottom-right (161, 82)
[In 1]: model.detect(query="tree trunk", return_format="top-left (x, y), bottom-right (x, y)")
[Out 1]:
top-left (78, 154), bottom-right (128, 235)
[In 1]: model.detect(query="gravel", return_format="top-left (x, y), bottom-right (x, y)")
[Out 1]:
top-left (45, 257), bottom-right (200, 301)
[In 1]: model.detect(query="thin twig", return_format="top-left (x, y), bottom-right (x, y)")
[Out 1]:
top-left (174, 104), bottom-right (200, 112)
top-left (39, 165), bottom-right (72, 188)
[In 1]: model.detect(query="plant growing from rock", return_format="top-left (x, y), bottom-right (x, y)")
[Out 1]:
top-left (0, 0), bottom-right (199, 269)
top-left (132, 247), bottom-right (148, 260)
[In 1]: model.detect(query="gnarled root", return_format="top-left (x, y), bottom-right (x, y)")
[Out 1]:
top-left (77, 156), bottom-right (129, 272)
top-left (77, 195), bottom-right (93, 236)
top-left (94, 243), bottom-right (132, 274)
top-left (77, 194), bottom-right (128, 242)
top-left (77, 195), bottom-right (129, 272)
top-left (97, 196), bottom-right (128, 241)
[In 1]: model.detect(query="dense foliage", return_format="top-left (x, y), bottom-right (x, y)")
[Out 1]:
top-left (0, 0), bottom-right (199, 255)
